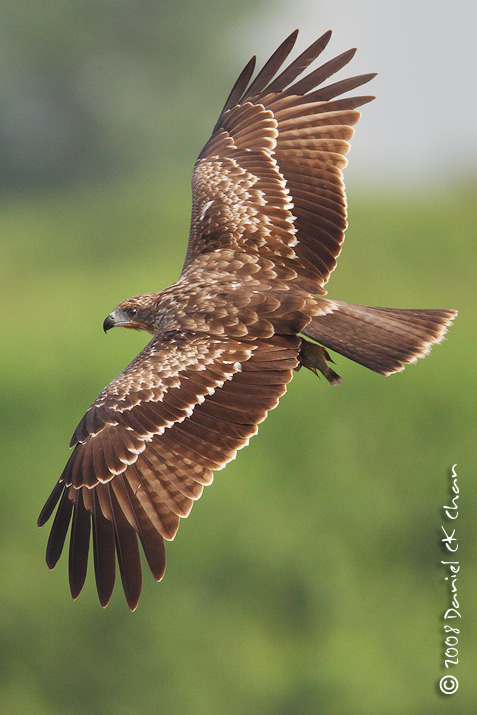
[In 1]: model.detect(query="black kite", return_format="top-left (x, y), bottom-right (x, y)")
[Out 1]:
top-left (39, 31), bottom-right (456, 609)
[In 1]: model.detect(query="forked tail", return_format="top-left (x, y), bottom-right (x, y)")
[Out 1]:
top-left (302, 301), bottom-right (457, 376)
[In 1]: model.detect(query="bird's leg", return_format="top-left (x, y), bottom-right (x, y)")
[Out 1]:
top-left (297, 338), bottom-right (343, 386)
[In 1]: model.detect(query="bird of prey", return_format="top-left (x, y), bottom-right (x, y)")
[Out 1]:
top-left (38, 30), bottom-right (456, 610)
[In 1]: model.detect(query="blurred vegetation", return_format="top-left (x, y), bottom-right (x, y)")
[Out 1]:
top-left (0, 3), bottom-right (475, 713)
top-left (0, 0), bottom-right (255, 190)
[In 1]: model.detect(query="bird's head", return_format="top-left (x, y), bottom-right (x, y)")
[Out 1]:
top-left (103, 293), bottom-right (159, 335)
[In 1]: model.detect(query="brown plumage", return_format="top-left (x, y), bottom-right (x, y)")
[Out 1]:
top-left (38, 30), bottom-right (457, 610)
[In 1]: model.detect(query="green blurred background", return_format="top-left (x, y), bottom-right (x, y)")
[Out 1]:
top-left (1, 2), bottom-right (475, 714)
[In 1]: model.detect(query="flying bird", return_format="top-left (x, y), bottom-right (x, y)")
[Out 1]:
top-left (38, 30), bottom-right (456, 610)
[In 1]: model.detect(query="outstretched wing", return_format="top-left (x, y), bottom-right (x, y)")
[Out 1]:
top-left (39, 332), bottom-right (300, 609)
top-left (183, 30), bottom-right (375, 290)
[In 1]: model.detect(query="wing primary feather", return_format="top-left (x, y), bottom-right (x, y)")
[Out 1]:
top-left (266, 30), bottom-right (332, 93)
top-left (298, 73), bottom-right (377, 104)
top-left (110, 476), bottom-right (138, 530)
top-left (308, 95), bottom-right (376, 112)
top-left (244, 29), bottom-right (298, 97)
top-left (92, 490), bottom-right (116, 608)
top-left (68, 491), bottom-right (91, 600)
top-left (38, 479), bottom-right (64, 527)
top-left (45, 487), bottom-right (73, 568)
top-left (123, 478), bottom-right (167, 582)
top-left (108, 485), bottom-right (142, 611)
top-left (285, 48), bottom-right (357, 96)
top-left (213, 56), bottom-right (256, 131)
top-left (96, 482), bottom-right (113, 521)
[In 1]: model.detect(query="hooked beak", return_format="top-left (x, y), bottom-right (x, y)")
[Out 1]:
top-left (103, 313), bottom-right (116, 333)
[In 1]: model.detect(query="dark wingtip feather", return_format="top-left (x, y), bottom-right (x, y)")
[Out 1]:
top-left (92, 490), bottom-right (116, 608)
top-left (123, 479), bottom-right (167, 583)
top-left (214, 55), bottom-right (256, 128)
top-left (38, 480), bottom-right (64, 527)
top-left (69, 495), bottom-right (91, 600)
top-left (266, 30), bottom-right (332, 94)
top-left (285, 28), bottom-right (300, 44)
top-left (244, 29), bottom-right (300, 98)
top-left (300, 72), bottom-right (377, 104)
top-left (109, 486), bottom-right (142, 611)
top-left (285, 47), bottom-right (358, 96)
top-left (70, 413), bottom-right (89, 447)
top-left (353, 95), bottom-right (376, 106)
top-left (45, 488), bottom-right (73, 569)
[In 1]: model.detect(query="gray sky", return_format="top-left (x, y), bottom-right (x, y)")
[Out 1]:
top-left (229, 0), bottom-right (477, 188)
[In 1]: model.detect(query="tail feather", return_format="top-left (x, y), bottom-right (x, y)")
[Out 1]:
top-left (303, 301), bottom-right (457, 376)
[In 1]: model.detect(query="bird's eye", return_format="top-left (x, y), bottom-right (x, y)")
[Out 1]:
top-left (126, 306), bottom-right (137, 318)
